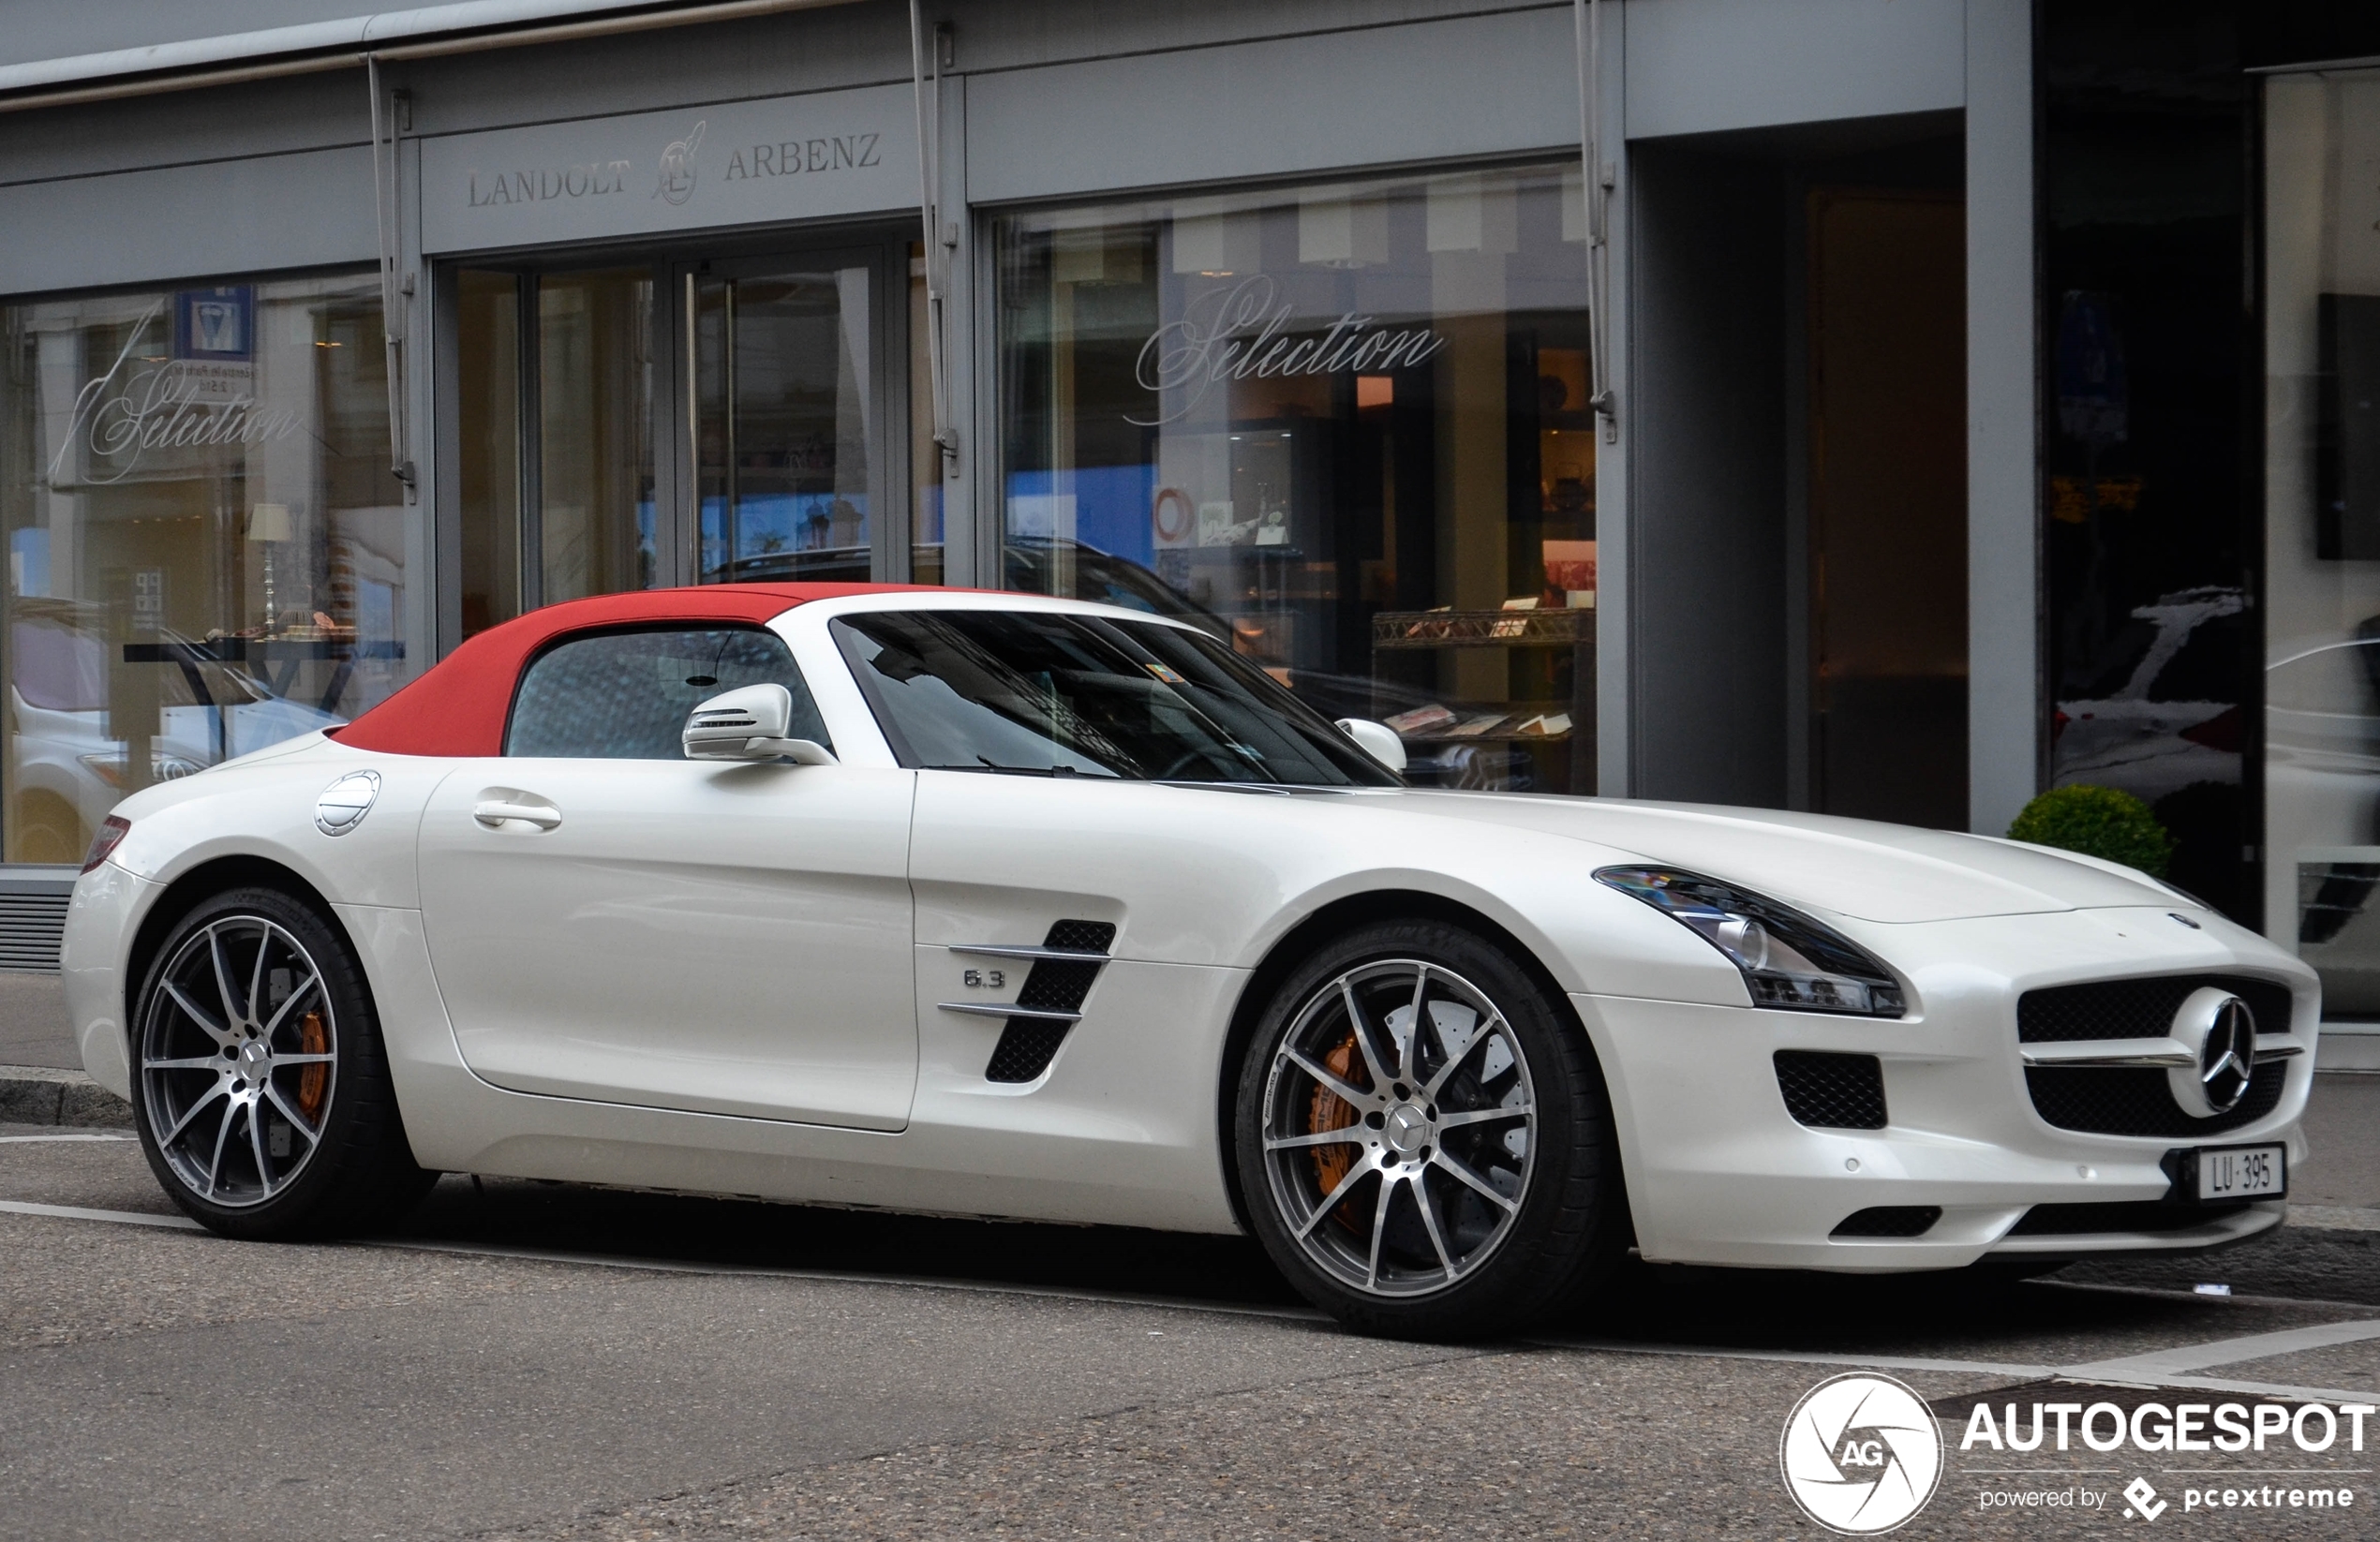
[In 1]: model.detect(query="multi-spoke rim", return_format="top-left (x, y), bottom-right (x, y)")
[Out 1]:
top-left (139, 916), bottom-right (337, 1209)
top-left (1259, 958), bottom-right (1537, 1297)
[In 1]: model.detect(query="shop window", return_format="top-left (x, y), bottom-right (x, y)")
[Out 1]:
top-left (992, 165), bottom-right (1595, 793)
top-left (2265, 67), bottom-right (2380, 1017)
top-left (0, 274), bottom-right (404, 862)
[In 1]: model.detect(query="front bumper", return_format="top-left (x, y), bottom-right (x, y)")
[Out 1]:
top-left (1569, 908), bottom-right (2315, 1272)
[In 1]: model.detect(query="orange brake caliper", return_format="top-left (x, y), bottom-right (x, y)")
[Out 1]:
top-left (1307, 1034), bottom-right (1363, 1200)
top-left (296, 1011), bottom-right (330, 1121)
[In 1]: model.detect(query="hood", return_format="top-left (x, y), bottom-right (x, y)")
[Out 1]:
top-left (1379, 792), bottom-right (2180, 924)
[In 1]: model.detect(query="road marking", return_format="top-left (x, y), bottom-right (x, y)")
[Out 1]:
top-left (0, 1199), bottom-right (201, 1229)
top-left (365, 1236), bottom-right (1329, 1322)
top-left (1540, 1336), bottom-right (2060, 1381)
top-left (2039, 1278), bottom-right (2380, 1315)
top-left (0, 1133), bottom-right (135, 1143)
top-left (1533, 1337), bottom-right (2380, 1407)
top-left (0, 1200), bottom-right (1326, 1321)
top-left (3, 1195), bottom-right (2376, 1398)
top-left (2063, 1319), bottom-right (2380, 1380)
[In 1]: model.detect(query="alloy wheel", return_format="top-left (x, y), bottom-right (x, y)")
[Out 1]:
top-left (1257, 958), bottom-right (1537, 1297)
top-left (139, 916), bottom-right (338, 1208)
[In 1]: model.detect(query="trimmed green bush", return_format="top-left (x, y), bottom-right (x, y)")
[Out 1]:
top-left (2006, 784), bottom-right (2174, 879)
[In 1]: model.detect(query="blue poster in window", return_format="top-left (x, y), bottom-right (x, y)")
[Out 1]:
top-left (172, 286), bottom-right (253, 362)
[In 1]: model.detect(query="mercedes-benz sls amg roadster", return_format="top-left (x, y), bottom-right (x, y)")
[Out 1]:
top-left (63, 585), bottom-right (2316, 1338)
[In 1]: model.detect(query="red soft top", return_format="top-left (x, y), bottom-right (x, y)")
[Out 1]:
top-left (333, 583), bottom-right (925, 757)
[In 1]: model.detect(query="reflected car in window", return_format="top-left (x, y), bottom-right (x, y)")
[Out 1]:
top-left (62, 585), bottom-right (2317, 1341)
top-left (10, 601), bottom-right (342, 863)
top-left (2053, 586), bottom-right (2245, 801)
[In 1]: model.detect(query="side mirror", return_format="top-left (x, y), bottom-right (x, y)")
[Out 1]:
top-left (1335, 717), bottom-right (1407, 774)
top-left (683, 684), bottom-right (839, 764)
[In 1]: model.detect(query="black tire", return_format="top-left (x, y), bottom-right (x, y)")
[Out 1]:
top-left (128, 885), bottom-right (434, 1239)
top-left (1233, 919), bottom-right (1628, 1340)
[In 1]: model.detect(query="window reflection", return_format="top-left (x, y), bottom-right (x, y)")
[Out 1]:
top-left (0, 274), bottom-right (402, 862)
top-left (2266, 68), bottom-right (2380, 1018)
top-left (995, 165), bottom-right (1596, 793)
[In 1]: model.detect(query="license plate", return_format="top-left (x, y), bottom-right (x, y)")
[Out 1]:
top-left (2195, 1144), bottom-right (2286, 1202)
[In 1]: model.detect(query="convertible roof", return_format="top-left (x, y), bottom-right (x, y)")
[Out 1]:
top-left (333, 583), bottom-right (920, 757)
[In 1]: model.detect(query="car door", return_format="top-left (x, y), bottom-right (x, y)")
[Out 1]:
top-left (416, 623), bottom-right (917, 1129)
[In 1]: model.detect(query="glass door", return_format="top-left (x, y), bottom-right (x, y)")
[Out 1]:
top-left (453, 260), bottom-right (663, 640)
top-left (447, 239), bottom-right (931, 648)
top-left (685, 251), bottom-right (885, 586)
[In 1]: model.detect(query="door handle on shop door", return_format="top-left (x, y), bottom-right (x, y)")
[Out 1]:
top-left (472, 797), bottom-right (562, 831)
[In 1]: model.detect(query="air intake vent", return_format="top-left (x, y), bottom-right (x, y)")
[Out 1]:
top-left (1774, 1050), bottom-right (1887, 1130)
top-left (1832, 1206), bottom-right (1940, 1238)
top-left (0, 882), bottom-right (71, 972)
top-left (2023, 1062), bottom-right (2286, 1138)
top-left (2017, 974), bottom-right (2293, 1043)
top-left (985, 920), bottom-right (1114, 1083)
top-left (1043, 919), bottom-right (1117, 955)
top-left (986, 1020), bottom-right (1073, 1083)
top-left (2007, 1200), bottom-right (2250, 1237)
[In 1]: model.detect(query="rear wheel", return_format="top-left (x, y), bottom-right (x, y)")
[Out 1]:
top-left (1234, 919), bottom-right (1627, 1339)
top-left (129, 887), bottom-right (432, 1238)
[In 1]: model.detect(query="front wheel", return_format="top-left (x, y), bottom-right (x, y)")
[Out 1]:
top-left (1233, 920), bottom-right (1628, 1339)
top-left (129, 886), bottom-right (432, 1238)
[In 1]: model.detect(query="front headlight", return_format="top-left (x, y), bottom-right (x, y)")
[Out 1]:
top-left (1595, 867), bottom-right (1906, 1017)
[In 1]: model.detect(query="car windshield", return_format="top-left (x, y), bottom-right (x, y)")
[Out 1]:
top-left (831, 609), bottom-right (1399, 786)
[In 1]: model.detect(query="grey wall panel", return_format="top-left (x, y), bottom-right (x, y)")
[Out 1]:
top-left (0, 0), bottom-right (364, 71)
top-left (0, 70), bottom-right (369, 186)
top-left (964, 7), bottom-right (1582, 205)
top-left (1626, 143), bottom-right (1788, 808)
top-left (395, 8), bottom-right (913, 138)
top-left (0, 145), bottom-right (377, 296)
top-left (1626, 0), bottom-right (1963, 141)
top-left (1964, 0), bottom-right (2038, 836)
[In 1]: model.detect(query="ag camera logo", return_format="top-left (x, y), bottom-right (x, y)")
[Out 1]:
top-left (1780, 1372), bottom-right (1944, 1534)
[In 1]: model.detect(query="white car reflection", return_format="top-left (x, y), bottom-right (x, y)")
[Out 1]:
top-left (2268, 622), bottom-right (2380, 1016)
top-left (10, 607), bottom-right (342, 863)
top-left (2054, 586), bottom-right (2244, 801)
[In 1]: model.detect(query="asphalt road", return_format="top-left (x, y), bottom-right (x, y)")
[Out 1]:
top-left (3, 1103), bottom-right (2377, 1542)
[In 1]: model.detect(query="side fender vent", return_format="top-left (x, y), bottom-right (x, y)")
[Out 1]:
top-left (986, 919), bottom-right (1113, 1083)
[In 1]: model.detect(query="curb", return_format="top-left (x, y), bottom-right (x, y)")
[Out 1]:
top-left (0, 1064), bottom-right (132, 1128)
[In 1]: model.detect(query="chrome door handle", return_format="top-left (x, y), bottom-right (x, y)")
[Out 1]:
top-left (472, 798), bottom-right (561, 830)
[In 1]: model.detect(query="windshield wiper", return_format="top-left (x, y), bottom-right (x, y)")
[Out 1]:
top-left (918, 761), bottom-right (1116, 778)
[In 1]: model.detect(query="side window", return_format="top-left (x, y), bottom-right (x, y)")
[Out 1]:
top-left (505, 627), bottom-right (832, 758)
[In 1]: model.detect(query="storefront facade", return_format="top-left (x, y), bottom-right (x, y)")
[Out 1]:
top-left (17, 0), bottom-right (2367, 1064)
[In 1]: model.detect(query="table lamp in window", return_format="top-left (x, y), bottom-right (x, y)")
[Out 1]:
top-left (249, 502), bottom-right (292, 634)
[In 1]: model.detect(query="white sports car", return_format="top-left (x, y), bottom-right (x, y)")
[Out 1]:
top-left (63, 586), bottom-right (2316, 1338)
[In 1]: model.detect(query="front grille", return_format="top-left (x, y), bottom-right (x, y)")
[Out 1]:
top-left (984, 919), bottom-right (1113, 1084)
top-left (2017, 974), bottom-right (2293, 1043)
top-left (1775, 1051), bottom-right (1887, 1130)
top-left (2008, 1200), bottom-right (2253, 1237)
top-left (2024, 1061), bottom-right (2287, 1138)
top-left (2017, 973), bottom-right (2295, 1138)
top-left (1832, 1206), bottom-right (1941, 1238)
